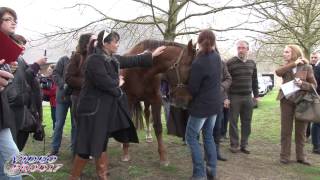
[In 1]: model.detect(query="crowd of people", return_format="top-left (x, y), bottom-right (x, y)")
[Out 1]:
top-left (1, 6), bottom-right (320, 180)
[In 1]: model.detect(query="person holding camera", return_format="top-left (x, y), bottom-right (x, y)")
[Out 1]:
top-left (48, 55), bottom-right (75, 156)
top-left (41, 64), bottom-right (57, 134)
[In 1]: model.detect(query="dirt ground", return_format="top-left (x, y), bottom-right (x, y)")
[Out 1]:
top-left (23, 132), bottom-right (320, 180)
top-left (103, 136), bottom-right (320, 180)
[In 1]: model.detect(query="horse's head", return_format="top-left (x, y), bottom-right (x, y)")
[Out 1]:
top-left (125, 39), bottom-right (196, 109)
top-left (159, 40), bottom-right (196, 109)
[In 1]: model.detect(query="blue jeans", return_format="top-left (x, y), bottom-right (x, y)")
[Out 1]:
top-left (312, 122), bottom-right (320, 150)
top-left (185, 114), bottom-right (217, 178)
top-left (0, 128), bottom-right (21, 180)
top-left (51, 102), bottom-right (75, 152)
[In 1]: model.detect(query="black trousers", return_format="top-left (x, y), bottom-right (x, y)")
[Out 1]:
top-left (17, 130), bottom-right (29, 151)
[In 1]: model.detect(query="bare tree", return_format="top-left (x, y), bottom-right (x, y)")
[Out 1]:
top-left (245, 0), bottom-right (320, 59)
top-left (35, 0), bottom-right (271, 43)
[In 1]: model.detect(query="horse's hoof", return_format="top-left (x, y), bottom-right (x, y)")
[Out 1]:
top-left (121, 155), bottom-right (131, 162)
top-left (160, 160), bottom-right (170, 167)
top-left (145, 136), bottom-right (153, 143)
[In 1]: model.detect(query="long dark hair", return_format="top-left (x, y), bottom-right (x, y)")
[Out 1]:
top-left (76, 33), bottom-right (94, 56)
top-left (96, 29), bottom-right (120, 49)
top-left (71, 33), bottom-right (94, 68)
top-left (197, 29), bottom-right (218, 55)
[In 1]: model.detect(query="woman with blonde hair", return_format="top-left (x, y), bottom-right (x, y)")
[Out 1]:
top-left (276, 44), bottom-right (317, 165)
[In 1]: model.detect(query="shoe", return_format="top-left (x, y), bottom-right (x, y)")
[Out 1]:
top-left (240, 147), bottom-right (250, 154)
top-left (216, 144), bottom-right (227, 161)
top-left (217, 155), bottom-right (227, 161)
top-left (312, 148), bottom-right (320, 154)
top-left (206, 166), bottom-right (218, 180)
top-left (280, 159), bottom-right (290, 164)
top-left (229, 147), bottom-right (239, 153)
top-left (297, 160), bottom-right (311, 166)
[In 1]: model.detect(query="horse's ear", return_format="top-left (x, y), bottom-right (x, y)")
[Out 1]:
top-left (187, 40), bottom-right (193, 55)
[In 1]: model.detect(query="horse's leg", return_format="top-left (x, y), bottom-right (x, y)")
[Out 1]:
top-left (151, 103), bottom-right (169, 166)
top-left (144, 101), bottom-right (153, 143)
top-left (121, 143), bottom-right (130, 162)
top-left (121, 97), bottom-right (134, 162)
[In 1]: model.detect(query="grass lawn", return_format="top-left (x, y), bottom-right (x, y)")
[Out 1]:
top-left (22, 90), bottom-right (320, 180)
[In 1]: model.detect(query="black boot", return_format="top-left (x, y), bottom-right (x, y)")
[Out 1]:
top-left (216, 144), bottom-right (227, 161)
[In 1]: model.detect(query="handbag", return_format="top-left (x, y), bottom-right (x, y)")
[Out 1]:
top-left (295, 86), bottom-right (320, 123)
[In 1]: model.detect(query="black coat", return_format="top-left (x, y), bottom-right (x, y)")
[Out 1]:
top-left (187, 51), bottom-right (222, 118)
top-left (76, 48), bottom-right (152, 157)
top-left (314, 64), bottom-right (320, 94)
top-left (7, 58), bottom-right (42, 141)
top-left (52, 55), bottom-right (71, 104)
top-left (0, 89), bottom-right (13, 130)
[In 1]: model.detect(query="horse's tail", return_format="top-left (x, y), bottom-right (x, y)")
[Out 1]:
top-left (132, 101), bottom-right (144, 130)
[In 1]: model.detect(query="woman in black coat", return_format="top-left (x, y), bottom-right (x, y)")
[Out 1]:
top-left (69, 30), bottom-right (165, 180)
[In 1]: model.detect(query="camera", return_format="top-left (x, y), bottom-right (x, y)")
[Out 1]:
top-left (39, 76), bottom-right (53, 90)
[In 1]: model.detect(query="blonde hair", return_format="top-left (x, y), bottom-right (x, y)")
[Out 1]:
top-left (285, 44), bottom-right (307, 62)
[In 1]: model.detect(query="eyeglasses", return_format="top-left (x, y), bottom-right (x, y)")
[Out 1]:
top-left (1, 18), bottom-right (17, 24)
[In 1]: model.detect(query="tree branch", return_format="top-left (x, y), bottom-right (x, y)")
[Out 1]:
top-left (150, 0), bottom-right (164, 35)
top-left (131, 0), bottom-right (168, 14)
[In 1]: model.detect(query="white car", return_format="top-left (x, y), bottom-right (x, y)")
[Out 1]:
top-left (258, 77), bottom-right (268, 96)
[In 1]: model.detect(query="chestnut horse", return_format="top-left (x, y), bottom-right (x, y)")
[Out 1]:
top-left (121, 39), bottom-right (196, 165)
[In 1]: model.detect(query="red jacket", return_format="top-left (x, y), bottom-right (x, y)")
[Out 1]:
top-left (42, 81), bottom-right (57, 107)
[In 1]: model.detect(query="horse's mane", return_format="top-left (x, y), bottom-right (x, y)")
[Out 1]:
top-left (128, 39), bottom-right (186, 54)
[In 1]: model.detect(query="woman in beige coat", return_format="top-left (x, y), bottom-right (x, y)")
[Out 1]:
top-left (276, 45), bottom-right (317, 165)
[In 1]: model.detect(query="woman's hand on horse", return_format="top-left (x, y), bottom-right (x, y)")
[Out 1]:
top-left (152, 46), bottom-right (166, 58)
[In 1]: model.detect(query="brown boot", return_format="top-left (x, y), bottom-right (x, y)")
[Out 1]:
top-left (69, 155), bottom-right (88, 180)
top-left (95, 152), bottom-right (108, 180)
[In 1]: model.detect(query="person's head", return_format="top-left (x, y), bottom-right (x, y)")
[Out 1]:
top-left (46, 64), bottom-right (55, 76)
top-left (97, 29), bottom-right (120, 55)
top-left (197, 29), bottom-right (217, 55)
top-left (310, 51), bottom-right (320, 65)
top-left (76, 33), bottom-right (96, 56)
top-left (236, 40), bottom-right (249, 60)
top-left (0, 7), bottom-right (17, 35)
top-left (283, 45), bottom-right (304, 63)
top-left (12, 34), bottom-right (26, 55)
top-left (13, 34), bottom-right (27, 45)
